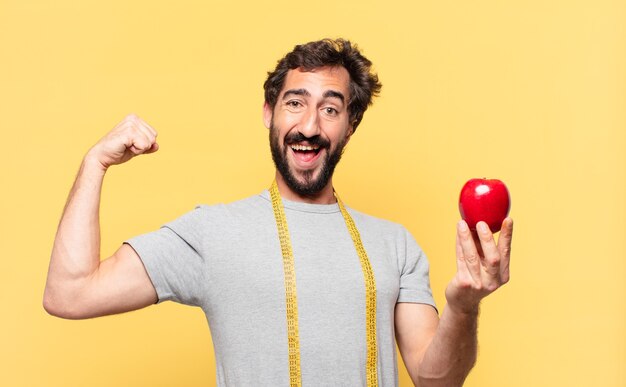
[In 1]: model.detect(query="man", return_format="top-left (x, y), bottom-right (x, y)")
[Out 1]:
top-left (44, 39), bottom-right (513, 386)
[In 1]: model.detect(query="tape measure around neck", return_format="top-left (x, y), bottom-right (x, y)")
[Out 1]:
top-left (269, 181), bottom-right (378, 387)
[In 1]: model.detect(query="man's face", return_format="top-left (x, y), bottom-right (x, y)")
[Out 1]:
top-left (264, 66), bottom-right (353, 197)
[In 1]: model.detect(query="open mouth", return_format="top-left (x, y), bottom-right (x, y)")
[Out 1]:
top-left (289, 143), bottom-right (323, 163)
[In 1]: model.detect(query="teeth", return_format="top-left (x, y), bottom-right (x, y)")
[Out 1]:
top-left (291, 144), bottom-right (319, 151)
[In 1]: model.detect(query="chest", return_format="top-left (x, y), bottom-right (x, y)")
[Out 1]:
top-left (202, 214), bottom-right (401, 325)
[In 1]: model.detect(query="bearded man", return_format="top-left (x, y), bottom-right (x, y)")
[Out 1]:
top-left (44, 38), bottom-right (513, 387)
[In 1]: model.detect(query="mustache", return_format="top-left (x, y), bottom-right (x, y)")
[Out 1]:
top-left (284, 132), bottom-right (330, 148)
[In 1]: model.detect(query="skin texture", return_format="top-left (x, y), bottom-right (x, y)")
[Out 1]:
top-left (43, 114), bottom-right (159, 319)
top-left (398, 218), bottom-right (513, 386)
top-left (44, 66), bottom-right (514, 387)
top-left (264, 66), bottom-right (354, 204)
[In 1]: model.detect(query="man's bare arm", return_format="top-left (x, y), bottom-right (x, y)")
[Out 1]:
top-left (43, 114), bottom-right (159, 319)
top-left (396, 303), bottom-right (477, 387)
top-left (397, 218), bottom-right (513, 386)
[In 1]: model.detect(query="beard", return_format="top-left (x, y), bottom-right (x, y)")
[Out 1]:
top-left (270, 123), bottom-right (348, 197)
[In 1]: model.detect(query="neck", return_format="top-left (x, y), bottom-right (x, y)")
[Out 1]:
top-left (274, 171), bottom-right (337, 204)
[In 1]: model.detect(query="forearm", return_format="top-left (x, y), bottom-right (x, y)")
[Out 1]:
top-left (44, 153), bottom-right (107, 311)
top-left (416, 305), bottom-right (478, 387)
top-left (402, 220), bottom-right (513, 386)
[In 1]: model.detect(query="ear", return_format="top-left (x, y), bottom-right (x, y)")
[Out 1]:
top-left (345, 122), bottom-right (355, 140)
top-left (263, 102), bottom-right (273, 129)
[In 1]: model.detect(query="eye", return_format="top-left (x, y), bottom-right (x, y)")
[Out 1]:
top-left (323, 107), bottom-right (338, 116)
top-left (286, 100), bottom-right (303, 109)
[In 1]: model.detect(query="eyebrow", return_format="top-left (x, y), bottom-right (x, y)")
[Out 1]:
top-left (282, 89), bottom-right (310, 100)
top-left (281, 88), bottom-right (346, 104)
top-left (323, 90), bottom-right (345, 103)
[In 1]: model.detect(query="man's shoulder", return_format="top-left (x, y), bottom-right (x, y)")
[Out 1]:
top-left (346, 206), bottom-right (411, 238)
top-left (165, 191), bottom-right (270, 229)
top-left (197, 191), bottom-right (269, 213)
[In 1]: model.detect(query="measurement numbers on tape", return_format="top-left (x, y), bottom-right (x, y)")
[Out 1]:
top-left (270, 181), bottom-right (378, 387)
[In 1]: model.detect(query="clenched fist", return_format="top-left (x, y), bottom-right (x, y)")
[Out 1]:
top-left (86, 114), bottom-right (159, 171)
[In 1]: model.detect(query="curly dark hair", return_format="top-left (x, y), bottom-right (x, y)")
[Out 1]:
top-left (263, 38), bottom-right (382, 132)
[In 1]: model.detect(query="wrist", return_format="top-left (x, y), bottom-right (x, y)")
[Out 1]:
top-left (80, 151), bottom-right (108, 177)
top-left (82, 149), bottom-right (109, 176)
top-left (445, 301), bottom-right (480, 318)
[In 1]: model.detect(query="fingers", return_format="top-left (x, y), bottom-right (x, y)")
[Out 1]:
top-left (457, 220), bottom-right (506, 295)
top-left (457, 220), bottom-right (482, 283)
top-left (448, 217), bottom-right (513, 312)
top-left (134, 114), bottom-right (157, 137)
top-left (475, 222), bottom-right (501, 278)
top-left (497, 217), bottom-right (513, 283)
top-left (126, 114), bottom-right (157, 155)
top-left (122, 114), bottom-right (159, 156)
top-left (89, 114), bottom-right (160, 169)
top-left (144, 142), bottom-right (159, 154)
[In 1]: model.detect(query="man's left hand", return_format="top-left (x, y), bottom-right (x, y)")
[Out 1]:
top-left (445, 218), bottom-right (513, 314)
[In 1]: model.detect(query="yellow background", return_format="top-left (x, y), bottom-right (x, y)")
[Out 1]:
top-left (1, 0), bottom-right (624, 386)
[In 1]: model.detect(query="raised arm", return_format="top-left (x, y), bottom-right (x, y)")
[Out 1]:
top-left (396, 218), bottom-right (513, 386)
top-left (43, 114), bottom-right (159, 319)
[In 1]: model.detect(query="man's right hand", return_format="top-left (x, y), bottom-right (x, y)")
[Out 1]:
top-left (44, 114), bottom-right (159, 319)
top-left (86, 113), bottom-right (159, 171)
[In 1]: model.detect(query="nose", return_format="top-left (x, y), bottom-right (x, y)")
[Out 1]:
top-left (298, 107), bottom-right (321, 138)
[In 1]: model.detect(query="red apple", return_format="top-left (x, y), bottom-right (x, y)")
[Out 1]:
top-left (459, 178), bottom-right (511, 233)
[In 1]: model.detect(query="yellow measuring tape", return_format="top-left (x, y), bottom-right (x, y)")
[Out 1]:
top-left (270, 181), bottom-right (378, 387)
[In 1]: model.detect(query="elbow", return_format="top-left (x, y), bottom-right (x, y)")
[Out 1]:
top-left (43, 285), bottom-right (87, 320)
top-left (43, 287), bottom-right (69, 319)
top-left (416, 362), bottom-right (475, 387)
top-left (417, 375), bottom-right (466, 387)
top-left (43, 298), bottom-right (65, 319)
